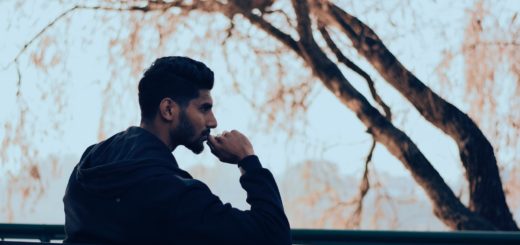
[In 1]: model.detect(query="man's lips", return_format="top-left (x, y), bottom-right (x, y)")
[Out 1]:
top-left (200, 130), bottom-right (210, 142)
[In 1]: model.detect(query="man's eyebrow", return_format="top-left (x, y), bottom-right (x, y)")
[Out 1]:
top-left (200, 102), bottom-right (213, 109)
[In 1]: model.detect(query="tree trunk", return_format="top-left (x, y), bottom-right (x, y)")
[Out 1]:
top-left (288, 0), bottom-right (495, 230)
top-left (318, 1), bottom-right (517, 230)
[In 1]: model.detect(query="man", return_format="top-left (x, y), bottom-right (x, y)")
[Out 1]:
top-left (63, 56), bottom-right (291, 244)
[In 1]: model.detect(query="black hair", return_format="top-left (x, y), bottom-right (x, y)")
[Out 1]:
top-left (138, 56), bottom-right (214, 121)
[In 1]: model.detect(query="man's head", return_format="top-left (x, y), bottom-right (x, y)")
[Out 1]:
top-left (138, 56), bottom-right (217, 153)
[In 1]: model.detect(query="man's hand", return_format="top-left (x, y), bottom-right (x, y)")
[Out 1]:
top-left (207, 130), bottom-right (255, 164)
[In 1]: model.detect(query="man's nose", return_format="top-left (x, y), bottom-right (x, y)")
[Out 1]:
top-left (207, 112), bottom-right (217, 129)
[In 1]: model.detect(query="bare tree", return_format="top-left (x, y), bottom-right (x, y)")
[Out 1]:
top-left (2, 0), bottom-right (518, 230)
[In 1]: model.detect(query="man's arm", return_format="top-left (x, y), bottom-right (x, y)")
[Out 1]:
top-left (172, 155), bottom-right (290, 244)
top-left (169, 130), bottom-right (291, 244)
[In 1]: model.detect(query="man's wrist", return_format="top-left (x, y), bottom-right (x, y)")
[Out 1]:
top-left (238, 151), bottom-right (255, 162)
top-left (238, 153), bottom-right (254, 162)
top-left (237, 155), bottom-right (262, 172)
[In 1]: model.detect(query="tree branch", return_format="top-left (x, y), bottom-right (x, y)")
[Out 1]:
top-left (349, 139), bottom-right (375, 228)
top-left (15, 60), bottom-right (22, 98)
top-left (318, 22), bottom-right (392, 120)
top-left (75, 0), bottom-right (187, 13)
top-left (323, 1), bottom-right (517, 230)
top-left (4, 1), bottom-right (181, 70)
top-left (289, 0), bottom-right (495, 230)
top-left (264, 9), bottom-right (295, 29)
top-left (4, 6), bottom-right (79, 70)
top-left (86, 0), bottom-right (303, 55)
top-left (232, 7), bottom-right (301, 55)
top-left (221, 33), bottom-right (258, 110)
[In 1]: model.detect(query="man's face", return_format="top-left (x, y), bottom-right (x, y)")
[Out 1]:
top-left (170, 90), bottom-right (217, 154)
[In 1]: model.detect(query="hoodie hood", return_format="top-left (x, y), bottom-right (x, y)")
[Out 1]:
top-left (76, 126), bottom-right (187, 197)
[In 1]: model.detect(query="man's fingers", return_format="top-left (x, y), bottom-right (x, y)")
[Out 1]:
top-left (221, 130), bottom-right (229, 137)
top-left (208, 135), bottom-right (223, 146)
top-left (207, 138), bottom-right (216, 151)
top-left (208, 135), bottom-right (217, 145)
top-left (208, 135), bottom-right (224, 154)
top-left (207, 138), bottom-right (222, 159)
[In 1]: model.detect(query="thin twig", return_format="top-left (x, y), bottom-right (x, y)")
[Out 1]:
top-left (239, 11), bottom-right (301, 55)
top-left (15, 60), bottom-right (22, 98)
top-left (4, 6), bottom-right (79, 70)
top-left (221, 18), bottom-right (235, 45)
top-left (221, 34), bottom-right (258, 110)
top-left (346, 139), bottom-right (375, 228)
top-left (264, 9), bottom-right (295, 29)
top-left (318, 22), bottom-right (392, 120)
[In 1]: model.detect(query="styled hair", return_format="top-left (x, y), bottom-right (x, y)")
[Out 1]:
top-left (138, 56), bottom-right (214, 121)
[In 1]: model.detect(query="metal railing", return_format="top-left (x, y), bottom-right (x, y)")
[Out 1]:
top-left (1, 223), bottom-right (520, 244)
top-left (0, 224), bottom-right (65, 242)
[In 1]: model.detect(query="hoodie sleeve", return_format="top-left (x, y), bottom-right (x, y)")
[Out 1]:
top-left (166, 155), bottom-right (291, 245)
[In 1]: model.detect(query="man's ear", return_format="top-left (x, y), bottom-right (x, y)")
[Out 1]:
top-left (158, 98), bottom-right (179, 122)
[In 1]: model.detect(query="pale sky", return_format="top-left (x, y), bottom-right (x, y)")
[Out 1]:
top-left (1, 0), bottom-right (518, 224)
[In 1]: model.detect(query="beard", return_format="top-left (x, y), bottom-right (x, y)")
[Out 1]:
top-left (170, 110), bottom-right (208, 154)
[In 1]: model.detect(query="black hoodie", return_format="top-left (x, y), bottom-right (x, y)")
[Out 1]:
top-left (63, 127), bottom-right (291, 244)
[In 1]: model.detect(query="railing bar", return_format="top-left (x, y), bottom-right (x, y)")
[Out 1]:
top-left (2, 224), bottom-right (520, 244)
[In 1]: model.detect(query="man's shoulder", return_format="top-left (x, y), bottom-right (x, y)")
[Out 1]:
top-left (130, 172), bottom-right (214, 212)
top-left (141, 172), bottom-right (210, 195)
top-left (148, 172), bottom-right (200, 185)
